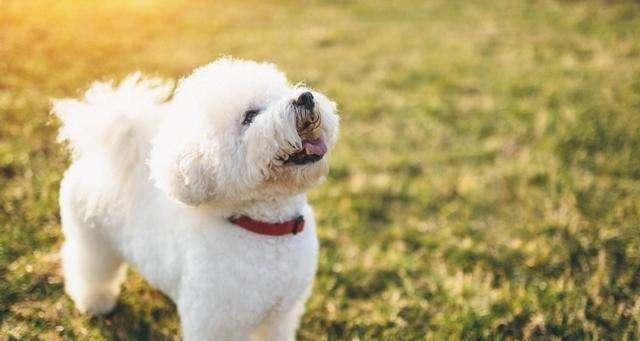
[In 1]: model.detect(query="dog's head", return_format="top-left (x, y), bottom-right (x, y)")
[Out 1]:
top-left (149, 58), bottom-right (339, 206)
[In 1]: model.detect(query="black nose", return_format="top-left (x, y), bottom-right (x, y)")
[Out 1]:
top-left (294, 91), bottom-right (314, 111)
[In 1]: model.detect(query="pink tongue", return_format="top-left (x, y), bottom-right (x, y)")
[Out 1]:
top-left (302, 138), bottom-right (327, 156)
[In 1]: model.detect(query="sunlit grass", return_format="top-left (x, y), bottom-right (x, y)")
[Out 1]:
top-left (1, 0), bottom-right (640, 339)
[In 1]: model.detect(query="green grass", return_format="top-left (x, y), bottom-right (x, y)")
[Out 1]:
top-left (1, 0), bottom-right (640, 339)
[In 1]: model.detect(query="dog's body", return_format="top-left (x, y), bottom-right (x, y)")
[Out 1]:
top-left (54, 59), bottom-right (338, 340)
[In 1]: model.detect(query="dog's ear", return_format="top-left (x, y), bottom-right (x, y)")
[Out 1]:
top-left (149, 123), bottom-right (218, 206)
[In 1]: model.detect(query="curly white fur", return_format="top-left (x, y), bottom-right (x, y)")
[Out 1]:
top-left (52, 58), bottom-right (339, 341)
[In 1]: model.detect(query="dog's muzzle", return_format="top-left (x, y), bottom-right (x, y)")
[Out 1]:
top-left (287, 92), bottom-right (327, 165)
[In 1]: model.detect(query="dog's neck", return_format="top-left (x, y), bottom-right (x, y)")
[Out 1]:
top-left (228, 194), bottom-right (308, 223)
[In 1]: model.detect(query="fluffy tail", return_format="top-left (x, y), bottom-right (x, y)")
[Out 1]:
top-left (52, 73), bottom-right (173, 169)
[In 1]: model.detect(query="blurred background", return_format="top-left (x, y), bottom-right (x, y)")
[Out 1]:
top-left (1, 0), bottom-right (640, 339)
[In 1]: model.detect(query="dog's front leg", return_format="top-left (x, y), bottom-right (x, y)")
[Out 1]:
top-left (177, 289), bottom-right (255, 341)
top-left (251, 299), bottom-right (305, 341)
top-left (179, 305), bottom-right (252, 341)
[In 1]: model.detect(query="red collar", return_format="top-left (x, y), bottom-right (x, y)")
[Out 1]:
top-left (228, 215), bottom-right (305, 236)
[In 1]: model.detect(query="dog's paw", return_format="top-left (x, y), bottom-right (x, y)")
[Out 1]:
top-left (73, 291), bottom-right (118, 316)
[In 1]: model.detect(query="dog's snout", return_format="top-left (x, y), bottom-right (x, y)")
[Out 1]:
top-left (294, 91), bottom-right (321, 139)
top-left (294, 91), bottom-right (315, 111)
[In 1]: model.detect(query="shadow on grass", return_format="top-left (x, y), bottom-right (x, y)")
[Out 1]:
top-left (91, 298), bottom-right (179, 341)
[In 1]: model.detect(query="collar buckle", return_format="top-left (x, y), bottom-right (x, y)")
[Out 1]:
top-left (292, 215), bottom-right (304, 235)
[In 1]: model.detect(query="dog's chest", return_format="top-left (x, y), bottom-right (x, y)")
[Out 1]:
top-left (244, 236), bottom-right (317, 312)
top-left (181, 226), bottom-right (319, 321)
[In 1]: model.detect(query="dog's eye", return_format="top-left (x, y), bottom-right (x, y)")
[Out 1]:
top-left (242, 109), bottom-right (260, 125)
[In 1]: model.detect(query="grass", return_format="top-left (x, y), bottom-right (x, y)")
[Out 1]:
top-left (1, 0), bottom-right (640, 339)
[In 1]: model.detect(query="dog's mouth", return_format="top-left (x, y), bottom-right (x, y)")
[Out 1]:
top-left (285, 137), bottom-right (327, 165)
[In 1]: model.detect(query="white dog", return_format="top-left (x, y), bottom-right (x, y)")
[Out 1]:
top-left (52, 58), bottom-right (339, 340)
